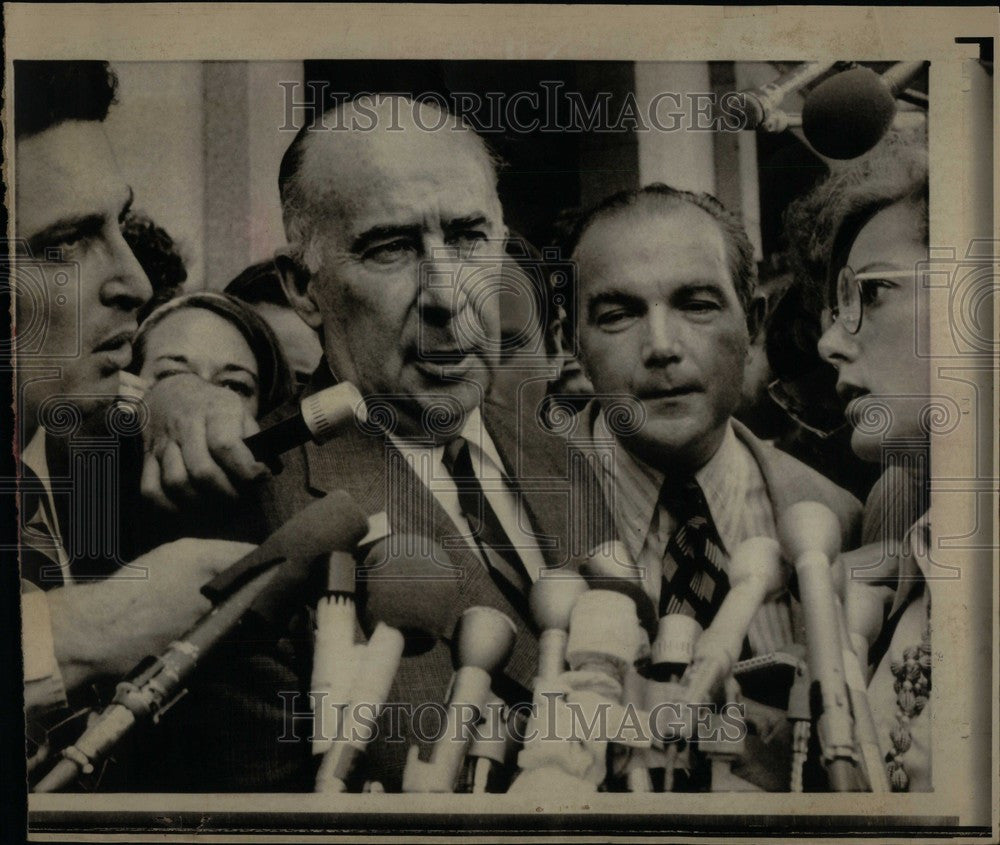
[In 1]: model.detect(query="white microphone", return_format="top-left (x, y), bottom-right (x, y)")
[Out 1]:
top-left (778, 501), bottom-right (858, 791)
top-left (402, 606), bottom-right (517, 793)
top-left (679, 537), bottom-right (786, 719)
top-left (244, 382), bottom-right (367, 463)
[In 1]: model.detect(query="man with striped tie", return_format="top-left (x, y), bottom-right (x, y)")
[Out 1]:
top-left (567, 183), bottom-right (862, 790)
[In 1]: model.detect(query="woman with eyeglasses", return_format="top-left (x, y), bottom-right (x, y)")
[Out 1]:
top-left (790, 131), bottom-right (932, 792)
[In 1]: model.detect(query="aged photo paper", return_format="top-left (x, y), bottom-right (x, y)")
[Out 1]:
top-left (3, 3), bottom-right (997, 842)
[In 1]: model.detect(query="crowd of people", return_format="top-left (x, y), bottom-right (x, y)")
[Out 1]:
top-left (15, 60), bottom-right (933, 794)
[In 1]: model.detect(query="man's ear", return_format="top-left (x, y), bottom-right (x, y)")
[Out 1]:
top-left (746, 293), bottom-right (768, 346)
top-left (274, 251), bottom-right (323, 329)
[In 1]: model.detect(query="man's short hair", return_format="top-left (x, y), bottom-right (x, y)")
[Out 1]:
top-left (566, 183), bottom-right (759, 322)
top-left (14, 60), bottom-right (118, 140)
top-left (224, 260), bottom-right (290, 308)
top-left (277, 95), bottom-right (502, 270)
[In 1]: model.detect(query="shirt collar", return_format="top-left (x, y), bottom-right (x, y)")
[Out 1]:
top-left (387, 405), bottom-right (507, 479)
top-left (694, 422), bottom-right (749, 553)
top-left (586, 408), bottom-right (748, 557)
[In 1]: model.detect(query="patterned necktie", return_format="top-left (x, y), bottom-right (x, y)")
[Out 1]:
top-left (658, 478), bottom-right (731, 630)
top-left (442, 437), bottom-right (532, 620)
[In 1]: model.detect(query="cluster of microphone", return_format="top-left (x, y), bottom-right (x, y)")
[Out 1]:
top-left (31, 380), bottom-right (888, 795)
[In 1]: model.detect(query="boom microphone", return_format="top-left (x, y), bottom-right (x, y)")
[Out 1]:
top-left (35, 492), bottom-right (370, 793)
top-left (243, 381), bottom-right (367, 463)
top-left (802, 61), bottom-right (928, 159)
top-left (314, 538), bottom-right (459, 792)
top-left (729, 61), bottom-right (836, 132)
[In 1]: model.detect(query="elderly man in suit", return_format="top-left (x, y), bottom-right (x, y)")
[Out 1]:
top-left (566, 183), bottom-right (863, 790)
top-left (126, 96), bottom-right (605, 793)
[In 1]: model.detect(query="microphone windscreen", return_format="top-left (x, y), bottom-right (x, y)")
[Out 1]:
top-left (802, 66), bottom-right (896, 159)
top-left (580, 543), bottom-right (658, 638)
top-left (203, 491), bottom-right (369, 602)
top-left (359, 538), bottom-right (461, 653)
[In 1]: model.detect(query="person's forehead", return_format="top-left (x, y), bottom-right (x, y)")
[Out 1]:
top-left (149, 308), bottom-right (255, 357)
top-left (15, 121), bottom-right (127, 240)
top-left (299, 125), bottom-right (499, 231)
top-left (576, 203), bottom-right (731, 291)
top-left (848, 201), bottom-right (926, 267)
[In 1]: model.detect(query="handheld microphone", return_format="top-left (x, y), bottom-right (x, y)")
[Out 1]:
top-left (35, 493), bottom-right (370, 793)
top-left (315, 538), bottom-right (459, 792)
top-left (529, 572), bottom-right (589, 685)
top-left (402, 606), bottom-right (517, 793)
top-left (728, 61), bottom-right (836, 132)
top-left (243, 382), bottom-right (367, 463)
top-left (778, 501), bottom-right (858, 791)
top-left (802, 62), bottom-right (928, 159)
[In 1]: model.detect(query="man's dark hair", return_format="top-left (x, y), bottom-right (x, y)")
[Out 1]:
top-left (14, 61), bottom-right (118, 140)
top-left (566, 183), bottom-right (759, 322)
top-left (224, 260), bottom-right (290, 308)
top-left (122, 211), bottom-right (188, 322)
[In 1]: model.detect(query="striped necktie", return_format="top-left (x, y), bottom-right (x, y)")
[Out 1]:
top-left (658, 478), bottom-right (731, 630)
top-left (442, 437), bottom-right (532, 621)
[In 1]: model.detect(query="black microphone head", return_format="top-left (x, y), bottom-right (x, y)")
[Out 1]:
top-left (358, 537), bottom-right (461, 655)
top-left (802, 66), bottom-right (896, 160)
top-left (202, 490), bottom-right (370, 602)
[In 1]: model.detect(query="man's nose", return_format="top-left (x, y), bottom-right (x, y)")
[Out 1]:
top-left (100, 230), bottom-right (153, 314)
top-left (417, 243), bottom-right (471, 330)
top-left (642, 305), bottom-right (683, 365)
top-left (817, 318), bottom-right (858, 367)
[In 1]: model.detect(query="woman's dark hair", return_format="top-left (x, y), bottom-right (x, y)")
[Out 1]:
top-left (785, 128), bottom-right (929, 313)
top-left (131, 292), bottom-right (294, 417)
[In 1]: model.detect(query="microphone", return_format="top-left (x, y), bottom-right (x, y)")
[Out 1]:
top-left (679, 537), bottom-right (786, 719)
top-left (778, 501), bottom-right (858, 791)
top-left (529, 571), bottom-right (589, 684)
top-left (35, 493), bottom-right (370, 793)
top-left (456, 696), bottom-right (512, 793)
top-left (802, 62), bottom-right (928, 159)
top-left (728, 61), bottom-right (836, 132)
top-left (402, 606), bottom-right (518, 793)
top-left (310, 550), bottom-right (360, 757)
top-left (243, 382), bottom-right (367, 463)
top-left (315, 538), bottom-right (460, 792)
top-left (580, 541), bottom-right (658, 640)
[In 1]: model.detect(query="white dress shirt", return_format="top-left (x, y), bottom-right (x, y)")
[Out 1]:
top-left (389, 407), bottom-right (547, 583)
top-left (578, 407), bottom-right (794, 655)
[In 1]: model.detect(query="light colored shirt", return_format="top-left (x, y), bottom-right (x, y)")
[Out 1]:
top-left (20, 429), bottom-right (69, 712)
top-left (580, 407), bottom-right (793, 655)
top-left (389, 407), bottom-right (547, 583)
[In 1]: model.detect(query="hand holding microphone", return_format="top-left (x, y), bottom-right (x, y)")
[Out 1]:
top-left (35, 492), bottom-right (370, 793)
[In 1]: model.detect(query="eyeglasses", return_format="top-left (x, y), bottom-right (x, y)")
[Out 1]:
top-left (831, 266), bottom-right (915, 335)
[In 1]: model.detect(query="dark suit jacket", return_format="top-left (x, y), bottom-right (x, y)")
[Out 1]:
top-left (122, 370), bottom-right (609, 793)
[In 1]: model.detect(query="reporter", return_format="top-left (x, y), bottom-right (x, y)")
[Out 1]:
top-left (794, 130), bottom-right (932, 791)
